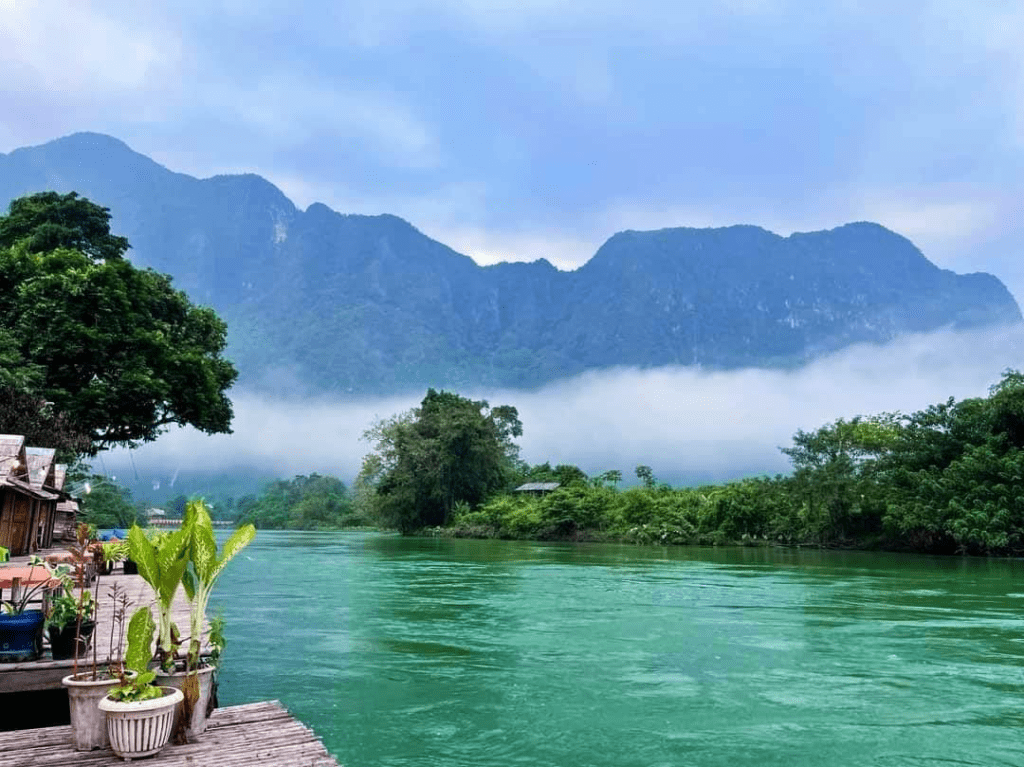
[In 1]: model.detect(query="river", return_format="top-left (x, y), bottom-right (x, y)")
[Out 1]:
top-left (212, 531), bottom-right (1024, 766)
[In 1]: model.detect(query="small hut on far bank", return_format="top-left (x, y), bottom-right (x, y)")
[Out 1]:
top-left (513, 482), bottom-right (560, 497)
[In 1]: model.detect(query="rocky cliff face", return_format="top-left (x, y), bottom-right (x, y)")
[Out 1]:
top-left (1, 133), bottom-right (1019, 394)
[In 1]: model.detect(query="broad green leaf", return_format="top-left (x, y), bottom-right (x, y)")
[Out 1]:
top-left (210, 524), bottom-right (255, 583)
top-left (191, 523), bottom-right (218, 583)
top-left (128, 525), bottom-right (158, 590)
top-left (125, 607), bottom-right (155, 674)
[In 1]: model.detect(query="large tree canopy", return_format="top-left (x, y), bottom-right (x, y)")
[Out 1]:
top-left (359, 389), bottom-right (523, 533)
top-left (0, 192), bottom-right (237, 454)
top-left (0, 191), bottom-right (129, 262)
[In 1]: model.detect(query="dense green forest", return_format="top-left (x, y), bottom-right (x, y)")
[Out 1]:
top-left (235, 474), bottom-right (371, 530)
top-left (358, 374), bottom-right (1024, 556)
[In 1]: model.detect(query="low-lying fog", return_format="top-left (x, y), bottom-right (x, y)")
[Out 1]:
top-left (105, 325), bottom-right (1022, 493)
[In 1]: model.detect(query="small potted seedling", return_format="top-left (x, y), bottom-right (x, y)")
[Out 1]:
top-left (62, 523), bottom-right (133, 751)
top-left (45, 587), bottom-right (95, 660)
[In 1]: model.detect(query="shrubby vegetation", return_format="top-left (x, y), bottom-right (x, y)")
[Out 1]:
top-left (362, 373), bottom-right (1024, 556)
top-left (236, 473), bottom-right (370, 530)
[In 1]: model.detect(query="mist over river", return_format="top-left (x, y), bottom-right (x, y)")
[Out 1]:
top-left (212, 532), bottom-right (1024, 766)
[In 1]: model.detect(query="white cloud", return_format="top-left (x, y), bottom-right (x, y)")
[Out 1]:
top-left (847, 188), bottom-right (1006, 267)
top-left (0, 2), bottom-right (179, 94)
top-left (429, 225), bottom-right (600, 269)
top-left (222, 76), bottom-right (440, 169)
top-left (106, 324), bottom-right (1024, 487)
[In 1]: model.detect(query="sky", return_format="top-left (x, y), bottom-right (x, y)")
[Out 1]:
top-left (3, 1), bottom-right (1024, 490)
top-left (1, 1), bottom-right (1023, 299)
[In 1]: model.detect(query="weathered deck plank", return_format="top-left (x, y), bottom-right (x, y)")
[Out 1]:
top-left (0, 700), bottom-right (340, 766)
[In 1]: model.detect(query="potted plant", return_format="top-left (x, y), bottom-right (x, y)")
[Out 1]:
top-left (164, 500), bottom-right (255, 740)
top-left (99, 606), bottom-right (183, 760)
top-left (102, 541), bottom-right (128, 573)
top-left (62, 523), bottom-right (129, 751)
top-left (127, 525), bottom-right (189, 668)
top-left (0, 556), bottom-right (71, 662)
top-left (127, 501), bottom-right (255, 741)
top-left (45, 588), bottom-right (95, 660)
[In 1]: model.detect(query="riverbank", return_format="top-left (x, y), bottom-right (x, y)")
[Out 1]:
top-left (427, 479), bottom-right (997, 556)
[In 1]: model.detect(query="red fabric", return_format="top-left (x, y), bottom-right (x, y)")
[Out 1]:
top-left (0, 565), bottom-right (62, 589)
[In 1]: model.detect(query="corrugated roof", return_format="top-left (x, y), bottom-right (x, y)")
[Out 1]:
top-left (53, 464), bottom-right (67, 491)
top-left (25, 447), bottom-right (56, 489)
top-left (0, 435), bottom-right (26, 479)
top-left (0, 474), bottom-right (58, 500)
top-left (514, 482), bottom-right (561, 492)
top-left (56, 499), bottom-right (79, 513)
top-left (0, 435), bottom-right (25, 457)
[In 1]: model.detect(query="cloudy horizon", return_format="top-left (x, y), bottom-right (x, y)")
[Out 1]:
top-left (102, 323), bottom-right (1023, 496)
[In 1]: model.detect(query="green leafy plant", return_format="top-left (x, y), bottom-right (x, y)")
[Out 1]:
top-left (106, 607), bottom-right (162, 702)
top-left (102, 541), bottom-right (128, 564)
top-left (182, 499), bottom-right (255, 669)
top-left (45, 589), bottom-right (94, 630)
top-left (207, 613), bottom-right (227, 669)
top-left (127, 524), bottom-right (190, 670)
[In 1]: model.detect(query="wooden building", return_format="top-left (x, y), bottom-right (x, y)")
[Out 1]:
top-left (0, 436), bottom-right (64, 556)
top-left (50, 463), bottom-right (77, 540)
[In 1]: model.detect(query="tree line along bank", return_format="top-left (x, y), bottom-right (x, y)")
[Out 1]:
top-left (355, 374), bottom-right (1024, 556)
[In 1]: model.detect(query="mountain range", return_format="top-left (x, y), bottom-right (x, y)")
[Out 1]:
top-left (0, 132), bottom-right (1019, 396)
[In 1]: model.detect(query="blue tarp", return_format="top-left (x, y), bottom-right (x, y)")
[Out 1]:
top-left (98, 528), bottom-right (128, 541)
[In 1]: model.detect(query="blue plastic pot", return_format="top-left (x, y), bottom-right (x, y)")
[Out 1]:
top-left (0, 610), bottom-right (45, 662)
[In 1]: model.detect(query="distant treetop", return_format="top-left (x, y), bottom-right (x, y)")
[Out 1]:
top-left (0, 191), bottom-right (129, 261)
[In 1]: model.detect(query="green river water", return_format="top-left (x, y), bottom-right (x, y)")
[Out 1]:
top-left (212, 531), bottom-right (1024, 766)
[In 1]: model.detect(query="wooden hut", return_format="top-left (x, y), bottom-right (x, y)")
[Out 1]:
top-left (25, 447), bottom-right (60, 550)
top-left (51, 464), bottom-right (78, 541)
top-left (0, 435), bottom-right (58, 556)
top-left (513, 482), bottom-right (561, 496)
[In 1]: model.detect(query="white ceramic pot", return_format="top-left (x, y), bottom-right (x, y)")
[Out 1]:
top-left (99, 686), bottom-right (184, 760)
top-left (62, 672), bottom-right (122, 751)
top-left (155, 664), bottom-right (216, 739)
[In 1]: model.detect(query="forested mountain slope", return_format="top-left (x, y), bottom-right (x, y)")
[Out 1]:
top-left (1, 132), bottom-right (1018, 394)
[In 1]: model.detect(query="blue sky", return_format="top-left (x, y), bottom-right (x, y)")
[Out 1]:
top-left (2, 0), bottom-right (1023, 301)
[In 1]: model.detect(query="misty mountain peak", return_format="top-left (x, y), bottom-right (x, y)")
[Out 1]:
top-left (0, 133), bottom-right (1018, 395)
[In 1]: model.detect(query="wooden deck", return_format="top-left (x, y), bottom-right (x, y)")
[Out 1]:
top-left (0, 565), bottom-right (197, 694)
top-left (0, 700), bottom-right (340, 765)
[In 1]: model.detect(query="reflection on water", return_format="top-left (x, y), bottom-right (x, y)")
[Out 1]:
top-left (214, 532), bottom-right (1024, 767)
